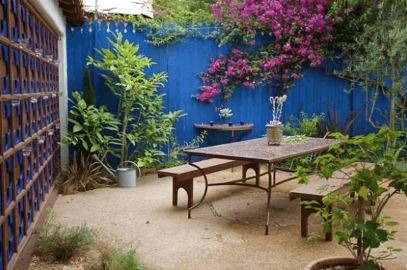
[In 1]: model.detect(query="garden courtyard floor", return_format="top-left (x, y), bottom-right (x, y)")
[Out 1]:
top-left (34, 168), bottom-right (407, 269)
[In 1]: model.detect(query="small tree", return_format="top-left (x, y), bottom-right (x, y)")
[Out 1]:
top-left (88, 34), bottom-right (183, 167)
top-left (332, 1), bottom-right (407, 132)
top-left (297, 127), bottom-right (407, 268)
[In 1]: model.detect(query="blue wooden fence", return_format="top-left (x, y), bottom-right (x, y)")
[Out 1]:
top-left (66, 21), bottom-right (389, 145)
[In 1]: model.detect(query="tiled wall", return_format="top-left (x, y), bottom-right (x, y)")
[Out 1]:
top-left (0, 1), bottom-right (61, 269)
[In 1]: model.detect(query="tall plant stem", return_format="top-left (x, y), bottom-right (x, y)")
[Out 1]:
top-left (120, 88), bottom-right (129, 164)
top-left (120, 114), bottom-right (129, 164)
top-left (389, 90), bottom-right (396, 134)
top-left (356, 197), bottom-right (365, 264)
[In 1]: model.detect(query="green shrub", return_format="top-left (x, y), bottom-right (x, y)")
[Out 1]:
top-left (278, 112), bottom-right (325, 171)
top-left (284, 112), bottom-right (325, 137)
top-left (92, 242), bottom-right (144, 270)
top-left (35, 217), bottom-right (95, 262)
top-left (108, 250), bottom-right (143, 270)
top-left (63, 91), bottom-right (120, 157)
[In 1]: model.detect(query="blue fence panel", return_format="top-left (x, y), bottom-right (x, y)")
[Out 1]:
top-left (67, 21), bottom-right (391, 146)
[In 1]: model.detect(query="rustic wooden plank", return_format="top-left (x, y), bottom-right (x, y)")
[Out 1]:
top-left (289, 163), bottom-right (373, 200)
top-left (289, 177), bottom-right (350, 201)
top-left (158, 158), bottom-right (247, 181)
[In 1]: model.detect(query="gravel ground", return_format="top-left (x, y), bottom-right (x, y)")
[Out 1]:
top-left (30, 168), bottom-right (407, 270)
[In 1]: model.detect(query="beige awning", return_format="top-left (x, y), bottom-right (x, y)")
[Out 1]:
top-left (83, 0), bottom-right (153, 18)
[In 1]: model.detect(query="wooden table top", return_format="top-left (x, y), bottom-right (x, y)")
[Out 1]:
top-left (184, 137), bottom-right (339, 163)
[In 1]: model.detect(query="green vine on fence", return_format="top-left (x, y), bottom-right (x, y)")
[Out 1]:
top-left (90, 0), bottom-right (219, 46)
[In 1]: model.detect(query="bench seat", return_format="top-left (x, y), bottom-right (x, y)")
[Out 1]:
top-left (289, 177), bottom-right (350, 241)
top-left (158, 158), bottom-right (258, 208)
top-left (289, 163), bottom-right (372, 241)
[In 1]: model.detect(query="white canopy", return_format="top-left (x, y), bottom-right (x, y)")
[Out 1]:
top-left (83, 0), bottom-right (153, 18)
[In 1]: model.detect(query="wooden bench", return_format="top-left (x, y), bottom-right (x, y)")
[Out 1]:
top-left (289, 164), bottom-right (366, 241)
top-left (289, 177), bottom-right (350, 241)
top-left (158, 158), bottom-right (259, 208)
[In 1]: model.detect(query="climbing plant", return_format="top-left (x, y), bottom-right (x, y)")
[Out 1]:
top-left (196, 0), bottom-right (335, 102)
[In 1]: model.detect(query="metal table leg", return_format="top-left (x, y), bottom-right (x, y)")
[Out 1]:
top-left (265, 162), bottom-right (273, 235)
top-left (187, 160), bottom-right (209, 219)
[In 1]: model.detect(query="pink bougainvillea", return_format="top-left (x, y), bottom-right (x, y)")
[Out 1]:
top-left (196, 0), bottom-right (335, 102)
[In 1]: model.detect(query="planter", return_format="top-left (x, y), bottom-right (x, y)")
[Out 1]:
top-left (305, 257), bottom-right (358, 270)
top-left (305, 257), bottom-right (384, 270)
top-left (266, 123), bottom-right (283, 145)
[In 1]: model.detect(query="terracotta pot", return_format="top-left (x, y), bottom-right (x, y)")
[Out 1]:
top-left (305, 257), bottom-right (359, 270)
top-left (305, 257), bottom-right (385, 270)
top-left (266, 124), bottom-right (283, 145)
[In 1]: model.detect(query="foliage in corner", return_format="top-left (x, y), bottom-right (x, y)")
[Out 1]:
top-left (296, 126), bottom-right (407, 268)
top-left (88, 34), bottom-right (184, 168)
top-left (57, 151), bottom-right (114, 194)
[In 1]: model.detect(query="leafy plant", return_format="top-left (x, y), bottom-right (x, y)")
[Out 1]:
top-left (276, 112), bottom-right (325, 171)
top-left (63, 91), bottom-right (120, 157)
top-left (88, 34), bottom-right (184, 168)
top-left (57, 152), bottom-right (114, 194)
top-left (297, 127), bottom-right (407, 268)
top-left (35, 216), bottom-right (95, 262)
top-left (284, 112), bottom-right (325, 137)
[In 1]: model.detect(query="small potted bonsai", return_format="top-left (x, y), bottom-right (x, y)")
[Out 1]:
top-left (298, 127), bottom-right (406, 269)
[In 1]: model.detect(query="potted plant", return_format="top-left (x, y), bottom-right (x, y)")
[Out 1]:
top-left (298, 127), bottom-right (406, 269)
top-left (266, 95), bottom-right (287, 145)
top-left (218, 107), bottom-right (233, 125)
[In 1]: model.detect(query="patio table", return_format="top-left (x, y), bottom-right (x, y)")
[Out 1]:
top-left (184, 137), bottom-right (339, 235)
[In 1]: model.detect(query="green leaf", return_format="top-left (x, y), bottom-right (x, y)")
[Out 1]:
top-left (358, 186), bottom-right (369, 200)
top-left (73, 125), bottom-right (83, 133)
top-left (81, 139), bottom-right (89, 151)
top-left (90, 144), bottom-right (100, 153)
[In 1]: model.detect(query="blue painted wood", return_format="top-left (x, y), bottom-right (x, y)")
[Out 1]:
top-left (66, 21), bottom-right (391, 146)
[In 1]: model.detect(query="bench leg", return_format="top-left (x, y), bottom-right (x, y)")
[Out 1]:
top-left (324, 205), bottom-right (333, 241)
top-left (173, 178), bottom-right (194, 208)
top-left (300, 202), bottom-right (315, 238)
top-left (300, 199), bottom-right (333, 241)
top-left (242, 163), bottom-right (260, 185)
